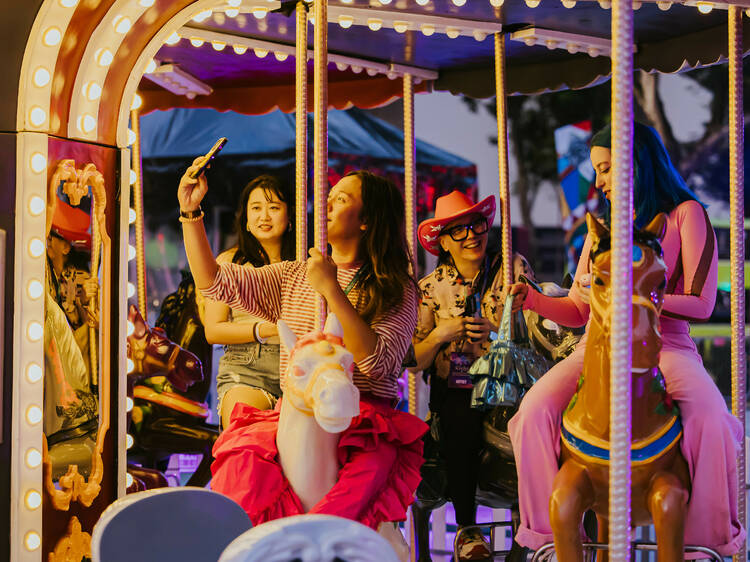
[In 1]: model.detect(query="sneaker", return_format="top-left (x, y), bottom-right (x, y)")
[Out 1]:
top-left (455, 527), bottom-right (492, 561)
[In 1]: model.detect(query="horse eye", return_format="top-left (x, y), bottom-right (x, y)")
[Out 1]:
top-left (594, 276), bottom-right (605, 286)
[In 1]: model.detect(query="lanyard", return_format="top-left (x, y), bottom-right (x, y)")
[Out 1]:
top-left (466, 256), bottom-right (490, 318)
top-left (343, 265), bottom-right (366, 297)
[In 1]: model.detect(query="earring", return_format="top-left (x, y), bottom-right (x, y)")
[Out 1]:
top-left (287, 223), bottom-right (292, 232)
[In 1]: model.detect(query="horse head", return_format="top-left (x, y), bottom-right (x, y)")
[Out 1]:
top-left (585, 213), bottom-right (668, 371)
top-left (278, 315), bottom-right (360, 433)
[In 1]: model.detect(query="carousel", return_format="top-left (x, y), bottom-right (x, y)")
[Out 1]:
top-left (1, 0), bottom-right (747, 561)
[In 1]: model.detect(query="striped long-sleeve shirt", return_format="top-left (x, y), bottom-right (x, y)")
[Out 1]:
top-left (201, 260), bottom-right (418, 399)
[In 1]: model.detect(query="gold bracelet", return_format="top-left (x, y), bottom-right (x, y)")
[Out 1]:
top-left (179, 211), bottom-right (204, 223)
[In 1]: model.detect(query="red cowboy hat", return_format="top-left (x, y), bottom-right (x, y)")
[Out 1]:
top-left (50, 199), bottom-right (92, 251)
top-left (418, 190), bottom-right (496, 256)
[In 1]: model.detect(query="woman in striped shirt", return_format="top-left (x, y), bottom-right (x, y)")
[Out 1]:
top-left (178, 161), bottom-right (427, 529)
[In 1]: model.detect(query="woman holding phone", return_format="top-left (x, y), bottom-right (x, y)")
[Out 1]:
top-left (177, 156), bottom-right (427, 529)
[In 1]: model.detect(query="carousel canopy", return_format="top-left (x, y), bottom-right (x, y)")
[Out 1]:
top-left (138, 0), bottom-right (750, 116)
top-left (139, 106), bottom-right (473, 168)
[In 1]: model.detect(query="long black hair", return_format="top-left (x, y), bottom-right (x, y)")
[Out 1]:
top-left (344, 170), bottom-right (417, 323)
top-left (232, 175), bottom-right (295, 267)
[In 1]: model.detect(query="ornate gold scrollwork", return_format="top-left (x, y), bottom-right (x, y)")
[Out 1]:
top-left (48, 516), bottom-right (92, 562)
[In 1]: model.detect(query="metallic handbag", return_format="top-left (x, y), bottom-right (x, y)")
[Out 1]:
top-left (468, 294), bottom-right (552, 410)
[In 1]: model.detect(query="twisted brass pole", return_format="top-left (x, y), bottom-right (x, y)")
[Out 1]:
top-left (295, 2), bottom-right (308, 262)
top-left (494, 33), bottom-right (512, 288)
top-left (728, 9), bottom-right (746, 562)
top-left (609, 1), bottom-right (634, 560)
top-left (313, 0), bottom-right (328, 330)
top-left (130, 109), bottom-right (147, 322)
top-left (403, 73), bottom-right (418, 417)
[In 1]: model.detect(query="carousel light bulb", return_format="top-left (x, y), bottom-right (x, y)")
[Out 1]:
top-left (254, 48), bottom-right (268, 58)
top-left (274, 52), bottom-right (288, 61)
top-left (126, 396), bottom-right (134, 412)
top-left (228, 0), bottom-right (241, 6)
top-left (308, 15), bottom-right (315, 25)
top-left (598, 0), bottom-right (611, 8)
top-left (29, 195), bottom-right (45, 215)
top-left (190, 38), bottom-right (204, 47)
top-left (59, 0), bottom-right (78, 6)
top-left (366, 68), bottom-right (378, 76)
top-left (127, 129), bottom-right (136, 145)
top-left (446, 27), bottom-right (460, 38)
top-left (233, 45), bottom-right (248, 54)
top-left (387, 71), bottom-right (397, 80)
top-left (32, 67), bottom-right (51, 87)
top-left (24, 532), bottom-right (40, 552)
top-left (226, 9), bottom-right (239, 17)
top-left (338, 15), bottom-right (354, 28)
top-left (696, 1), bottom-right (713, 13)
top-left (253, 7), bottom-right (268, 19)
top-left (26, 405), bottom-right (43, 425)
top-left (562, 0), bottom-right (576, 7)
top-left (393, 21), bottom-right (409, 33)
top-left (746, 8), bottom-right (750, 17)
top-left (524, 37), bottom-right (536, 46)
top-left (77, 114), bottom-right (96, 134)
top-left (656, 1), bottom-right (672, 9)
top-left (340, 0), bottom-right (353, 3)
top-left (192, 10), bottom-right (212, 22)
top-left (350, 65), bottom-right (363, 74)
top-left (113, 15), bottom-right (132, 34)
top-left (211, 40), bottom-right (226, 51)
top-left (43, 27), bottom-right (62, 47)
top-left (131, 93), bottom-right (143, 110)
top-left (545, 39), bottom-right (557, 50)
top-left (416, 0), bottom-right (430, 5)
top-left (129, 208), bottom-right (137, 223)
top-left (129, 169), bottom-right (137, 184)
top-left (26, 363), bottom-right (42, 383)
top-left (128, 244), bottom-right (136, 260)
top-left (566, 42), bottom-right (579, 54)
top-left (145, 59), bottom-right (157, 73)
top-left (367, 18), bottom-right (383, 31)
top-left (452, 0), bottom-right (467, 5)
top-left (29, 107), bottom-right (46, 127)
top-left (335, 62), bottom-right (349, 71)
top-left (379, 0), bottom-right (392, 4)
top-left (84, 81), bottom-right (102, 101)
top-left (127, 321), bottom-right (135, 337)
top-left (28, 238), bottom-right (44, 258)
top-left (25, 448), bottom-right (42, 469)
top-left (164, 32), bottom-right (180, 46)
top-left (473, 30), bottom-right (487, 41)
top-left (127, 282), bottom-right (136, 297)
top-left (126, 473), bottom-right (134, 487)
top-left (525, 0), bottom-right (541, 7)
top-left (490, 0), bottom-right (505, 6)
top-left (30, 154), bottom-right (47, 174)
top-left (126, 434), bottom-right (134, 448)
top-left (27, 322), bottom-right (43, 342)
top-left (421, 24), bottom-right (436, 36)
top-left (138, 0), bottom-right (155, 6)
top-left (632, 0), bottom-right (641, 8)
top-left (25, 490), bottom-right (42, 510)
top-left (27, 280), bottom-right (43, 300)
top-left (587, 46), bottom-right (601, 57)
top-left (95, 48), bottom-right (114, 67)
top-left (127, 358), bottom-right (135, 372)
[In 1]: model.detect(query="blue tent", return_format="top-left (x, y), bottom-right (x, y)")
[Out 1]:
top-left (140, 107), bottom-right (473, 169)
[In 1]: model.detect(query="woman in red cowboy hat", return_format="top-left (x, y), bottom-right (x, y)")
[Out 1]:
top-left (412, 190), bottom-right (507, 561)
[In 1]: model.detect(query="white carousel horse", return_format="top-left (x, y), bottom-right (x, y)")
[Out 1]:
top-left (276, 314), bottom-right (360, 511)
top-left (276, 315), bottom-right (410, 561)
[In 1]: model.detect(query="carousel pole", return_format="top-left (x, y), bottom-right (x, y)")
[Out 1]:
top-left (403, 73), bottom-right (418, 417)
top-left (609, 0), bottom-right (634, 559)
top-left (313, 0), bottom-right (328, 330)
top-left (493, 33), bottom-right (512, 287)
top-left (728, 9), bottom-right (746, 562)
top-left (295, 1), bottom-right (308, 262)
top-left (130, 108), bottom-right (147, 322)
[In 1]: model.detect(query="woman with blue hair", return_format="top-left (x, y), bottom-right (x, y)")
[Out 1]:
top-left (506, 122), bottom-right (745, 554)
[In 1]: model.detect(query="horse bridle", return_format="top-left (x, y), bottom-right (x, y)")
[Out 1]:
top-left (285, 361), bottom-right (349, 417)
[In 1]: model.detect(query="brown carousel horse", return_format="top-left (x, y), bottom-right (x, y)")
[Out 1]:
top-left (550, 213), bottom-right (690, 562)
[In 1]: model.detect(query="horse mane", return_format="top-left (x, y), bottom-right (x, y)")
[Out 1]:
top-left (590, 230), bottom-right (664, 261)
top-left (287, 332), bottom-right (345, 362)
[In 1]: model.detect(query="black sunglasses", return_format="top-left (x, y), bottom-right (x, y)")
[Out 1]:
top-left (441, 217), bottom-right (489, 242)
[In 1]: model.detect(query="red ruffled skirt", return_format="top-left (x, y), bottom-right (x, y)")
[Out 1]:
top-left (211, 396), bottom-right (427, 529)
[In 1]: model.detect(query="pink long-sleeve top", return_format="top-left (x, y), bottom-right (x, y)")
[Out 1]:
top-left (201, 260), bottom-right (418, 399)
top-left (523, 200), bottom-right (718, 334)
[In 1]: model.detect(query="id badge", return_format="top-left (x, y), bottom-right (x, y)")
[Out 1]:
top-left (448, 351), bottom-right (474, 389)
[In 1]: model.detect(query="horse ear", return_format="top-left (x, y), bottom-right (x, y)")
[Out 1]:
top-left (585, 213), bottom-right (608, 243)
top-left (277, 320), bottom-right (297, 351)
top-left (643, 213), bottom-right (667, 242)
top-left (323, 313), bottom-right (343, 338)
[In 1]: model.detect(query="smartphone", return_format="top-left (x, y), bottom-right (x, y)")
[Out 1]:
top-left (189, 137), bottom-right (228, 179)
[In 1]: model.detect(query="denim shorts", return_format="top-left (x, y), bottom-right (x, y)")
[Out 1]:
top-left (216, 342), bottom-right (281, 414)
